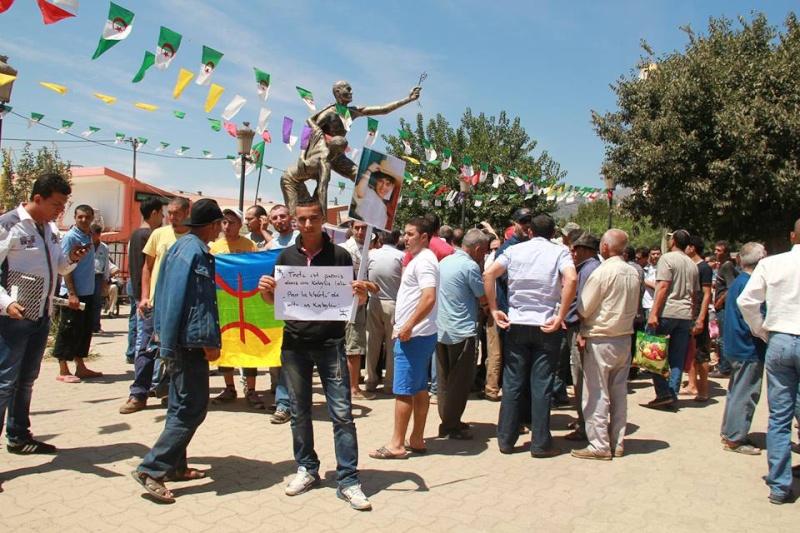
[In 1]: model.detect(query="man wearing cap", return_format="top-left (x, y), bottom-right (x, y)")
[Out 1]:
top-left (646, 229), bottom-right (699, 409)
top-left (132, 199), bottom-right (224, 504)
top-left (561, 222), bottom-right (581, 247)
top-left (209, 209), bottom-right (263, 409)
top-left (484, 213), bottom-right (577, 457)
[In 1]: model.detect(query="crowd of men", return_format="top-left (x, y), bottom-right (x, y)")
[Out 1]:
top-left (0, 172), bottom-right (798, 508)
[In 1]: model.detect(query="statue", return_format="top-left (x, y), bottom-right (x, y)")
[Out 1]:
top-left (280, 81), bottom-right (421, 218)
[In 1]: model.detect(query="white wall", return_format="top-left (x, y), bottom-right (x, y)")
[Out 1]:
top-left (61, 176), bottom-right (125, 230)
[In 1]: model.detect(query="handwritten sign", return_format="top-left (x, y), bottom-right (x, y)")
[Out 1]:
top-left (273, 266), bottom-right (353, 321)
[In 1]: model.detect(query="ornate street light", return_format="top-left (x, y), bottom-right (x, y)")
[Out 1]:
top-left (0, 55), bottom-right (18, 152)
top-left (603, 173), bottom-right (617, 230)
top-left (236, 121), bottom-right (255, 212)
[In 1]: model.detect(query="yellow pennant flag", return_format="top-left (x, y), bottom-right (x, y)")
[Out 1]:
top-left (0, 73), bottom-right (17, 87)
top-left (402, 155), bottom-right (421, 165)
top-left (205, 83), bottom-right (225, 113)
top-left (39, 82), bottom-right (67, 95)
top-left (92, 93), bottom-right (117, 105)
top-left (173, 68), bottom-right (194, 100)
top-left (133, 102), bottom-right (159, 111)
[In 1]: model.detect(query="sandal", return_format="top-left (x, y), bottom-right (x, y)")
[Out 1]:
top-left (165, 467), bottom-right (207, 482)
top-left (404, 440), bottom-right (428, 454)
top-left (131, 470), bottom-right (175, 503)
top-left (368, 446), bottom-right (407, 460)
top-left (723, 442), bottom-right (761, 455)
top-left (56, 374), bottom-right (81, 384)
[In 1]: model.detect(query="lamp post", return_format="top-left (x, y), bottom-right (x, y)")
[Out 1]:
top-left (236, 122), bottom-right (255, 212)
top-left (459, 178), bottom-right (472, 229)
top-left (0, 55), bottom-right (18, 153)
top-left (603, 174), bottom-right (617, 230)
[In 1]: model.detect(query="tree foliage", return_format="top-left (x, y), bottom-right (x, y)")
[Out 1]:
top-left (592, 12), bottom-right (800, 252)
top-left (563, 198), bottom-right (664, 249)
top-left (1, 143), bottom-right (71, 212)
top-left (381, 109), bottom-right (566, 232)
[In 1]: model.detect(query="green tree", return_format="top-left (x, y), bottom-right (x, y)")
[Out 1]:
top-left (0, 143), bottom-right (71, 211)
top-left (563, 198), bottom-right (664, 249)
top-left (592, 13), bottom-right (800, 252)
top-left (381, 109), bottom-right (566, 232)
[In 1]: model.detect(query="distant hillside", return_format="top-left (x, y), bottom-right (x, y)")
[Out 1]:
top-left (554, 187), bottom-right (632, 221)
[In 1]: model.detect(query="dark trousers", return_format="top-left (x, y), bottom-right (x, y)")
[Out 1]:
top-left (435, 337), bottom-right (477, 435)
top-left (51, 295), bottom-right (94, 361)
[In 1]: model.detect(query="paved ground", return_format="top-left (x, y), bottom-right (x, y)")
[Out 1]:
top-left (2, 313), bottom-right (798, 532)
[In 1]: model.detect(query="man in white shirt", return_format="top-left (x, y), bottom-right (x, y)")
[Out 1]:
top-left (484, 213), bottom-right (577, 457)
top-left (737, 219), bottom-right (800, 505)
top-left (370, 217), bottom-right (439, 458)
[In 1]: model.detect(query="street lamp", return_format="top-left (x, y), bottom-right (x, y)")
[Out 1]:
top-left (459, 178), bottom-right (472, 229)
top-left (236, 121), bottom-right (255, 212)
top-left (603, 173), bottom-right (617, 230)
top-left (0, 55), bottom-right (18, 153)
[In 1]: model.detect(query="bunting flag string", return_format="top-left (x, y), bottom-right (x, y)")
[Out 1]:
top-left (91, 2), bottom-right (134, 60)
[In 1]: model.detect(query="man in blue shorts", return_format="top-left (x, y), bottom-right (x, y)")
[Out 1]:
top-left (370, 216), bottom-right (439, 458)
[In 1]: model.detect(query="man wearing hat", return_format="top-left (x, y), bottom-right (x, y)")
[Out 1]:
top-left (209, 208), bottom-right (263, 409)
top-left (132, 199), bottom-right (224, 504)
top-left (561, 222), bottom-right (581, 247)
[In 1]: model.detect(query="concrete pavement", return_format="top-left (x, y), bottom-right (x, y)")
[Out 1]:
top-left (1, 313), bottom-right (798, 532)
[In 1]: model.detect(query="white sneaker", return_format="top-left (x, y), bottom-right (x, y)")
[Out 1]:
top-left (337, 483), bottom-right (372, 511)
top-left (285, 467), bottom-right (320, 496)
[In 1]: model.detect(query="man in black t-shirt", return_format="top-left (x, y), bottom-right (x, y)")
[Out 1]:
top-left (711, 240), bottom-right (739, 377)
top-left (682, 236), bottom-right (714, 401)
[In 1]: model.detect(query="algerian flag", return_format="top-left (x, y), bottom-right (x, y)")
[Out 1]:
top-left (135, 137), bottom-right (147, 150)
top-left (461, 155), bottom-right (474, 179)
top-left (173, 110), bottom-right (186, 119)
top-left (175, 146), bottom-right (190, 155)
top-left (93, 92), bottom-right (117, 104)
top-left (133, 102), bottom-right (158, 111)
top-left (250, 140), bottom-right (265, 165)
top-left (172, 68), bottom-right (194, 99)
top-left (220, 94), bottom-right (246, 120)
top-left (205, 84), bottom-right (224, 113)
top-left (254, 68), bottom-right (270, 100)
top-left (91, 2), bottom-right (135, 60)
top-left (57, 120), bottom-right (73, 133)
top-left (256, 107), bottom-right (271, 133)
top-left (232, 155), bottom-right (256, 177)
top-left (338, 181), bottom-right (346, 194)
top-left (29, 112), bottom-right (44, 128)
top-left (440, 149), bottom-right (452, 170)
top-left (37, 0), bottom-right (76, 24)
top-left (296, 86), bottom-right (315, 112)
top-left (335, 103), bottom-right (352, 131)
top-left (364, 117), bottom-right (378, 147)
top-left (512, 176), bottom-right (525, 187)
top-left (114, 132), bottom-right (125, 144)
top-left (155, 141), bottom-right (169, 152)
top-left (474, 194), bottom-right (484, 207)
top-left (422, 139), bottom-right (437, 162)
top-left (132, 50), bottom-right (155, 83)
top-left (286, 135), bottom-right (298, 151)
top-left (477, 162), bottom-right (489, 183)
top-left (155, 26), bottom-right (182, 71)
top-left (398, 129), bottom-right (412, 155)
top-left (81, 126), bottom-right (100, 137)
top-left (208, 118), bottom-right (222, 132)
top-left (196, 45), bottom-right (223, 86)
top-left (492, 166), bottom-right (505, 188)
top-left (39, 82), bottom-right (67, 95)
top-left (202, 150), bottom-right (213, 158)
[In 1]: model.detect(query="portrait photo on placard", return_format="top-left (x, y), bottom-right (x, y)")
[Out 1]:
top-left (348, 148), bottom-right (405, 231)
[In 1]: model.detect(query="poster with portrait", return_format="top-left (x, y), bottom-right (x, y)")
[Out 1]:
top-left (348, 148), bottom-right (405, 231)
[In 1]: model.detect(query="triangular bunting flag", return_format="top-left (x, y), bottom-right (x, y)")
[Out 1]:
top-left (232, 155), bottom-right (256, 177)
top-left (256, 107), bottom-right (271, 133)
top-left (135, 137), bottom-right (147, 150)
top-left (286, 135), bottom-right (298, 151)
top-left (398, 129), bottom-right (412, 155)
top-left (56, 120), bottom-right (73, 133)
top-left (92, 92), bottom-right (117, 104)
top-left (205, 83), bottom-right (224, 113)
top-left (282, 117), bottom-right (293, 145)
top-left (172, 68), bottom-right (194, 99)
top-left (132, 50), bottom-right (155, 83)
top-left (478, 162), bottom-right (489, 183)
top-left (155, 26), bottom-right (182, 71)
top-left (0, 1), bottom-right (15, 14)
top-left (0, 105), bottom-right (11, 118)
top-left (0, 73), bottom-right (16, 87)
top-left (175, 146), bottom-right (189, 155)
top-left (335, 103), bottom-right (352, 131)
top-left (207, 118), bottom-right (221, 132)
top-left (364, 117), bottom-right (378, 147)
top-left (300, 125), bottom-right (312, 150)
top-left (91, 2), bottom-right (135, 60)
top-left (133, 102), bottom-right (158, 111)
top-left (196, 45), bottom-right (223, 86)
top-left (39, 82), bottom-right (67, 95)
top-left (261, 131), bottom-right (272, 143)
top-left (155, 141), bottom-right (169, 152)
top-left (254, 68), bottom-right (270, 100)
top-left (202, 150), bottom-right (213, 158)
top-left (37, 0), bottom-right (76, 25)
top-left (28, 112), bottom-right (44, 128)
top-left (173, 110), bottom-right (185, 119)
top-left (114, 132), bottom-right (125, 144)
top-left (460, 156), bottom-right (474, 179)
top-left (296, 86), bottom-right (316, 112)
top-left (422, 139), bottom-right (437, 162)
top-left (223, 122), bottom-right (237, 137)
top-left (440, 149), bottom-right (452, 170)
top-left (220, 94), bottom-right (246, 120)
top-left (81, 126), bottom-right (100, 137)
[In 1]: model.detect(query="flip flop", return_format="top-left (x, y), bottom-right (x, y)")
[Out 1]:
top-left (131, 470), bottom-right (175, 504)
top-left (404, 440), bottom-right (428, 454)
top-left (165, 468), bottom-right (207, 482)
top-left (56, 375), bottom-right (81, 383)
top-left (693, 396), bottom-right (710, 403)
top-left (75, 369), bottom-right (103, 379)
top-left (368, 446), bottom-right (407, 460)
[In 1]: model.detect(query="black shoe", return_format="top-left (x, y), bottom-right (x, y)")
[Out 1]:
top-left (644, 397), bottom-right (675, 409)
top-left (445, 430), bottom-right (474, 440)
top-left (551, 398), bottom-right (571, 409)
top-left (769, 490), bottom-right (794, 505)
top-left (531, 446), bottom-right (562, 458)
top-left (708, 371), bottom-right (730, 379)
top-left (499, 446), bottom-right (514, 455)
top-left (125, 356), bottom-right (135, 365)
top-left (7, 439), bottom-right (57, 455)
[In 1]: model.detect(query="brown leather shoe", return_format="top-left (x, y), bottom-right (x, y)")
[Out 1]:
top-left (119, 397), bottom-right (146, 414)
top-left (571, 447), bottom-right (612, 461)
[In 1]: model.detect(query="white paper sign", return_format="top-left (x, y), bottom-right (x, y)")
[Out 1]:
top-left (273, 266), bottom-right (353, 321)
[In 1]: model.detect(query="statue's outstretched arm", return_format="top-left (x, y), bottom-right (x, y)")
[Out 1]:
top-left (358, 86), bottom-right (421, 117)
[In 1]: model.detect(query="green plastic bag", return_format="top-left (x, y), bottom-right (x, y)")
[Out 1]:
top-left (633, 331), bottom-right (670, 377)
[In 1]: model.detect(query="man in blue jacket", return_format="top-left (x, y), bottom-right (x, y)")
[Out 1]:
top-left (132, 199), bottom-right (223, 504)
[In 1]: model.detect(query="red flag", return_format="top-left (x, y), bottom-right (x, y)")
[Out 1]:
top-left (261, 130), bottom-right (272, 143)
top-left (223, 121), bottom-right (237, 138)
top-left (36, 0), bottom-right (75, 24)
top-left (0, 0), bottom-right (15, 15)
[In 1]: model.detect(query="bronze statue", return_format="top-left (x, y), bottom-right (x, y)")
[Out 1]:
top-left (280, 81), bottom-right (421, 217)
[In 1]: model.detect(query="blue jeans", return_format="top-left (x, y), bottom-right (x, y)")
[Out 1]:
top-left (497, 324), bottom-right (563, 453)
top-left (650, 318), bottom-right (692, 400)
top-left (125, 281), bottom-right (137, 360)
top-left (430, 355), bottom-right (438, 395)
top-left (764, 332), bottom-right (800, 499)
top-left (716, 313), bottom-right (732, 374)
top-left (274, 370), bottom-right (290, 411)
top-left (130, 307), bottom-right (159, 401)
top-left (138, 347), bottom-right (209, 479)
top-left (0, 316), bottom-right (51, 443)
top-left (281, 343), bottom-right (359, 488)
top-left (720, 360), bottom-right (764, 442)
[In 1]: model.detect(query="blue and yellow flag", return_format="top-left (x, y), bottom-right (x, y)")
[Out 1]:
top-left (214, 250), bottom-right (283, 368)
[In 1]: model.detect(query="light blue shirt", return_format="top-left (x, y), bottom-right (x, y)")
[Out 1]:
top-left (437, 248), bottom-right (485, 344)
top-left (60, 226), bottom-right (94, 297)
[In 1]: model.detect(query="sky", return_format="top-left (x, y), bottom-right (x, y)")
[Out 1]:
top-left (0, 0), bottom-right (796, 206)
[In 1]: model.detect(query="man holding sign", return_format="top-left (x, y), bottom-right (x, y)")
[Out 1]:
top-left (258, 198), bottom-right (372, 511)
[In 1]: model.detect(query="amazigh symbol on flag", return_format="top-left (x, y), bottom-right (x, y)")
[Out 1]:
top-left (29, 112), bottom-right (44, 128)
top-left (91, 2), bottom-right (135, 60)
top-left (364, 117), bottom-right (378, 147)
top-left (155, 26), bottom-right (182, 71)
top-left (296, 86), bottom-right (316, 112)
top-left (37, 0), bottom-right (76, 25)
top-left (398, 129), bottom-right (412, 155)
top-left (56, 120), bottom-right (73, 133)
top-left (196, 46), bottom-right (223, 86)
top-left (254, 68), bottom-right (270, 101)
top-left (81, 126), bottom-right (100, 137)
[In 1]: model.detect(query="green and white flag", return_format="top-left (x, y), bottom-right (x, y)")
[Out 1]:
top-left (155, 141), bottom-right (169, 152)
top-left (202, 150), bottom-right (213, 158)
top-left (477, 162), bottom-right (489, 183)
top-left (0, 106), bottom-right (11, 118)
top-left (254, 68), bottom-right (270, 100)
top-left (460, 155), bottom-right (474, 179)
top-left (114, 132), bottom-right (125, 144)
top-left (398, 129), bottom-right (412, 155)
top-left (91, 2), bottom-right (135, 60)
top-left (155, 26), bottom-right (182, 71)
top-left (208, 118), bottom-right (222, 132)
top-left (132, 50), bottom-right (155, 83)
top-left (492, 165), bottom-right (505, 188)
top-left (440, 149), bottom-right (452, 170)
top-left (250, 141), bottom-right (265, 165)
top-left (364, 117), bottom-right (378, 147)
top-left (196, 45), bottom-right (223, 86)
top-left (81, 126), bottom-right (100, 137)
top-left (175, 146), bottom-right (190, 156)
top-left (29, 112), bottom-right (44, 128)
top-left (296, 86), bottom-right (316, 112)
top-left (232, 155), bottom-right (256, 177)
top-left (335, 103), bottom-right (352, 131)
top-left (422, 139), bottom-right (437, 162)
top-left (136, 137), bottom-right (147, 150)
top-left (173, 110), bottom-right (186, 119)
top-left (57, 120), bottom-right (73, 133)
